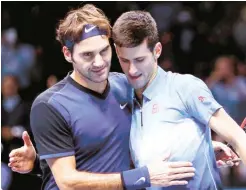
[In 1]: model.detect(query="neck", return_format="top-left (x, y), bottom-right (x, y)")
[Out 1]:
top-left (135, 65), bottom-right (158, 103)
top-left (71, 70), bottom-right (107, 94)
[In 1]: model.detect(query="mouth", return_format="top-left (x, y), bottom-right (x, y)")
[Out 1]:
top-left (91, 67), bottom-right (106, 74)
top-left (129, 74), bottom-right (142, 80)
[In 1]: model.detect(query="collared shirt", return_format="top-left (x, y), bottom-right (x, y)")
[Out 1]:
top-left (130, 66), bottom-right (223, 190)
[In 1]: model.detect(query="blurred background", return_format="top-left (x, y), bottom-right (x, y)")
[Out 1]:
top-left (1, 1), bottom-right (246, 190)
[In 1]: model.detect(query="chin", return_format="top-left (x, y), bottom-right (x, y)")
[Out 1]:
top-left (93, 74), bottom-right (108, 83)
top-left (131, 82), bottom-right (146, 90)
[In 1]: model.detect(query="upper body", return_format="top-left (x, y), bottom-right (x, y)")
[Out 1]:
top-left (1, 75), bottom-right (30, 128)
top-left (130, 67), bottom-right (223, 190)
top-left (1, 28), bottom-right (36, 89)
top-left (30, 72), bottom-right (132, 190)
top-left (113, 11), bottom-right (246, 190)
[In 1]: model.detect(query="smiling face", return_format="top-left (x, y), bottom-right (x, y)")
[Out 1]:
top-left (63, 35), bottom-right (112, 85)
top-left (56, 4), bottom-right (112, 86)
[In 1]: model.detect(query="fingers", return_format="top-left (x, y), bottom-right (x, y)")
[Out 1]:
top-left (220, 146), bottom-right (231, 157)
top-left (230, 150), bottom-right (239, 159)
top-left (168, 161), bottom-right (193, 168)
top-left (22, 131), bottom-right (33, 147)
top-left (8, 156), bottom-right (21, 168)
top-left (8, 158), bottom-right (22, 173)
top-left (170, 167), bottom-right (195, 175)
top-left (235, 161), bottom-right (240, 166)
top-left (8, 161), bottom-right (21, 168)
top-left (170, 172), bottom-right (195, 180)
top-left (226, 160), bottom-right (234, 167)
top-left (169, 180), bottom-right (188, 186)
top-left (217, 160), bottom-right (226, 167)
top-left (217, 160), bottom-right (234, 168)
top-left (9, 148), bottom-right (21, 158)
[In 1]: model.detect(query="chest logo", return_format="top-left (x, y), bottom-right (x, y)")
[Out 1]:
top-left (120, 103), bottom-right (128, 109)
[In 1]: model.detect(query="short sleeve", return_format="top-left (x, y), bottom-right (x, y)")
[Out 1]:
top-left (180, 75), bottom-right (222, 126)
top-left (30, 102), bottom-right (75, 160)
top-left (110, 72), bottom-right (133, 105)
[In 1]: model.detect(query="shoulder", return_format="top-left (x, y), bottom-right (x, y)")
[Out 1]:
top-left (32, 78), bottom-right (68, 110)
top-left (108, 72), bottom-right (132, 104)
top-left (173, 73), bottom-right (203, 86)
top-left (109, 72), bottom-right (128, 84)
top-left (170, 73), bottom-right (207, 91)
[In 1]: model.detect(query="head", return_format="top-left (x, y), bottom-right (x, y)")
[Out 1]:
top-left (47, 75), bottom-right (58, 88)
top-left (2, 75), bottom-right (19, 98)
top-left (2, 28), bottom-right (18, 47)
top-left (214, 56), bottom-right (238, 79)
top-left (112, 11), bottom-right (162, 90)
top-left (56, 4), bottom-right (112, 84)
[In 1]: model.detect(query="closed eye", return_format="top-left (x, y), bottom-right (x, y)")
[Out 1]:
top-left (120, 58), bottom-right (129, 63)
top-left (135, 58), bottom-right (145, 63)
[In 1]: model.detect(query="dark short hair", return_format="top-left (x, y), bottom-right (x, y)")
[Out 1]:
top-left (112, 11), bottom-right (159, 52)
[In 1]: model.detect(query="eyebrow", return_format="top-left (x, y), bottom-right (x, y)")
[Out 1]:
top-left (79, 45), bottom-right (110, 55)
top-left (119, 56), bottom-right (146, 61)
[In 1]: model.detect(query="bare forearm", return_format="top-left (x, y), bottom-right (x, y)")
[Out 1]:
top-left (232, 130), bottom-right (246, 164)
top-left (209, 109), bottom-right (246, 165)
top-left (60, 171), bottom-right (123, 190)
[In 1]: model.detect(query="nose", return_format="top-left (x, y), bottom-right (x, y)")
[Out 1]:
top-left (129, 62), bottom-right (138, 76)
top-left (93, 54), bottom-right (104, 67)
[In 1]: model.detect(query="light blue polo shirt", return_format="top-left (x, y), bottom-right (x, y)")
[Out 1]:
top-left (130, 66), bottom-right (223, 190)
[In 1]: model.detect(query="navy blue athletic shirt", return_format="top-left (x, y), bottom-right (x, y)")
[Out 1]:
top-left (30, 72), bottom-right (132, 190)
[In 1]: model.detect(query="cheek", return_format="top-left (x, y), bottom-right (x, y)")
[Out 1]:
top-left (142, 61), bottom-right (153, 74)
top-left (104, 54), bottom-right (112, 63)
top-left (119, 63), bottom-right (128, 72)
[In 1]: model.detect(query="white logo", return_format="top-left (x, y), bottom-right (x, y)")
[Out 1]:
top-left (84, 26), bottom-right (96, 33)
top-left (120, 103), bottom-right (127, 109)
top-left (134, 177), bottom-right (146, 186)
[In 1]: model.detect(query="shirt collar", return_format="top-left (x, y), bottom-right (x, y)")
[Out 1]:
top-left (142, 66), bottom-right (167, 101)
top-left (66, 71), bottom-right (110, 100)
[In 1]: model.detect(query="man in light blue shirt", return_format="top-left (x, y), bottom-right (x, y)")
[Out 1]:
top-left (112, 10), bottom-right (246, 189)
top-left (129, 67), bottom-right (222, 189)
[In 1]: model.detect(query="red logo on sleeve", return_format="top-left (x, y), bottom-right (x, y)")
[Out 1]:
top-left (198, 96), bottom-right (205, 102)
